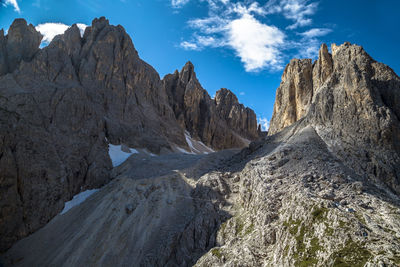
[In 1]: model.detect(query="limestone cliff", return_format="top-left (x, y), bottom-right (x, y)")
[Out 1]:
top-left (163, 62), bottom-right (259, 150)
top-left (269, 42), bottom-right (400, 196)
top-left (0, 17), bottom-right (259, 252)
top-left (2, 41), bottom-right (400, 267)
top-left (0, 17), bottom-right (186, 251)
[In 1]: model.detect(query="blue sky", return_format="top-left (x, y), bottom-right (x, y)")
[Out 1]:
top-left (1, 0), bottom-right (399, 130)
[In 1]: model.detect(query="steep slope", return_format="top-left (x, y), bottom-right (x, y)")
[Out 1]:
top-left (163, 62), bottom-right (259, 150)
top-left (0, 17), bottom-right (260, 252)
top-left (215, 88), bottom-right (258, 141)
top-left (269, 42), bottom-right (400, 195)
top-left (3, 42), bottom-right (400, 266)
top-left (0, 17), bottom-right (186, 251)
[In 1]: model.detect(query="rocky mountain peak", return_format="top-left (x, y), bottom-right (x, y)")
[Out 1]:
top-left (0, 18), bottom-right (42, 75)
top-left (163, 62), bottom-right (259, 150)
top-left (312, 43), bottom-right (333, 89)
top-left (269, 41), bottom-right (400, 195)
top-left (268, 58), bottom-right (313, 135)
top-left (180, 60), bottom-right (195, 84)
top-left (215, 88), bottom-right (239, 106)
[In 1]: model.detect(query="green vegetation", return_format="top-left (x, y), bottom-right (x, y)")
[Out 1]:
top-left (312, 207), bottom-right (328, 221)
top-left (325, 223), bottom-right (334, 236)
top-left (211, 248), bottom-right (222, 259)
top-left (331, 239), bottom-right (372, 267)
top-left (235, 218), bottom-right (244, 235)
top-left (244, 223), bottom-right (255, 236)
top-left (284, 218), bottom-right (322, 266)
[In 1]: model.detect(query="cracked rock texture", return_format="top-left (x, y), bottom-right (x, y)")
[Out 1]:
top-left (2, 42), bottom-right (400, 267)
top-left (269, 43), bottom-right (400, 196)
top-left (0, 18), bottom-right (258, 251)
top-left (163, 62), bottom-right (258, 150)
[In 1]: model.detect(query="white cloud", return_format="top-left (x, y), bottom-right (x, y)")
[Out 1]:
top-left (178, 0), bottom-right (327, 72)
top-left (36, 22), bottom-right (88, 45)
top-left (300, 28), bottom-right (332, 38)
top-left (258, 117), bottom-right (270, 131)
top-left (171, 0), bottom-right (190, 8)
top-left (239, 92), bottom-right (245, 96)
top-left (280, 0), bottom-right (318, 29)
top-left (76, 23), bottom-right (88, 36)
top-left (3, 0), bottom-right (20, 13)
top-left (180, 41), bottom-right (200, 50)
top-left (228, 14), bottom-right (284, 71)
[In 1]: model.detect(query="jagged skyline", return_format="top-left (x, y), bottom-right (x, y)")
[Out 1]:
top-left (0, 0), bottom-right (399, 129)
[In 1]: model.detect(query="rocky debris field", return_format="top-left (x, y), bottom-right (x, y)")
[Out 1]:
top-left (2, 122), bottom-right (400, 266)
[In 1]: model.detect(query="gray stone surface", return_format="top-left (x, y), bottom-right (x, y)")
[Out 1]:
top-left (163, 62), bottom-right (259, 150)
top-left (0, 17), bottom-right (258, 252)
top-left (2, 17), bottom-right (399, 266)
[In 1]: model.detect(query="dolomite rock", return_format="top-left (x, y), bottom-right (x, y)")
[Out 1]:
top-left (215, 88), bottom-right (258, 141)
top-left (0, 17), bottom-right (186, 251)
top-left (163, 62), bottom-right (259, 150)
top-left (268, 58), bottom-right (313, 135)
top-left (0, 17), bottom-right (259, 252)
top-left (269, 42), bottom-right (400, 196)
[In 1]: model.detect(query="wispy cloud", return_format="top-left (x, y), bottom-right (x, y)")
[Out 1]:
top-left (299, 28), bottom-right (332, 38)
top-left (176, 0), bottom-right (330, 72)
top-left (171, 0), bottom-right (190, 8)
top-left (36, 23), bottom-right (87, 46)
top-left (3, 0), bottom-right (20, 13)
top-left (280, 0), bottom-right (318, 29)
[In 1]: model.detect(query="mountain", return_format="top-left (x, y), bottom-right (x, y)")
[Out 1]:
top-left (269, 42), bottom-right (400, 196)
top-left (2, 40), bottom-right (399, 266)
top-left (0, 17), bottom-right (259, 252)
top-left (163, 62), bottom-right (259, 150)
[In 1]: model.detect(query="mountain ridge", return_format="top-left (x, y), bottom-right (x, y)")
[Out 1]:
top-left (0, 17), bottom-right (259, 252)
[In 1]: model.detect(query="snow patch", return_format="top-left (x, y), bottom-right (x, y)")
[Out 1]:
top-left (108, 144), bottom-right (139, 167)
top-left (185, 131), bottom-right (201, 154)
top-left (176, 146), bottom-right (195, 154)
top-left (60, 189), bottom-right (98, 215)
top-left (177, 131), bottom-right (215, 154)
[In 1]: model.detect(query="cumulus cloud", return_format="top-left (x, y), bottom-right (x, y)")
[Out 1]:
top-left (36, 23), bottom-right (88, 45)
top-left (228, 14), bottom-right (284, 71)
top-left (3, 0), bottom-right (20, 12)
top-left (258, 117), bottom-right (270, 131)
top-left (178, 0), bottom-right (329, 72)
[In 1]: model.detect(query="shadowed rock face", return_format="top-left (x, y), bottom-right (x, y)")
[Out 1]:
top-left (269, 42), bottom-right (400, 195)
top-left (163, 62), bottom-right (259, 150)
top-left (215, 88), bottom-right (258, 141)
top-left (0, 17), bottom-right (259, 252)
top-left (0, 19), bottom-right (42, 75)
top-left (0, 17), bottom-right (185, 252)
top-left (2, 39), bottom-right (400, 266)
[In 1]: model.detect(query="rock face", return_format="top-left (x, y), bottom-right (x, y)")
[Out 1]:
top-left (215, 88), bottom-right (258, 141)
top-left (0, 18), bottom-right (258, 252)
top-left (4, 17), bottom-right (398, 266)
top-left (0, 17), bottom-right (186, 252)
top-left (0, 19), bottom-right (42, 75)
top-left (269, 42), bottom-right (400, 196)
top-left (163, 62), bottom-right (259, 150)
top-left (268, 58), bottom-right (313, 135)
